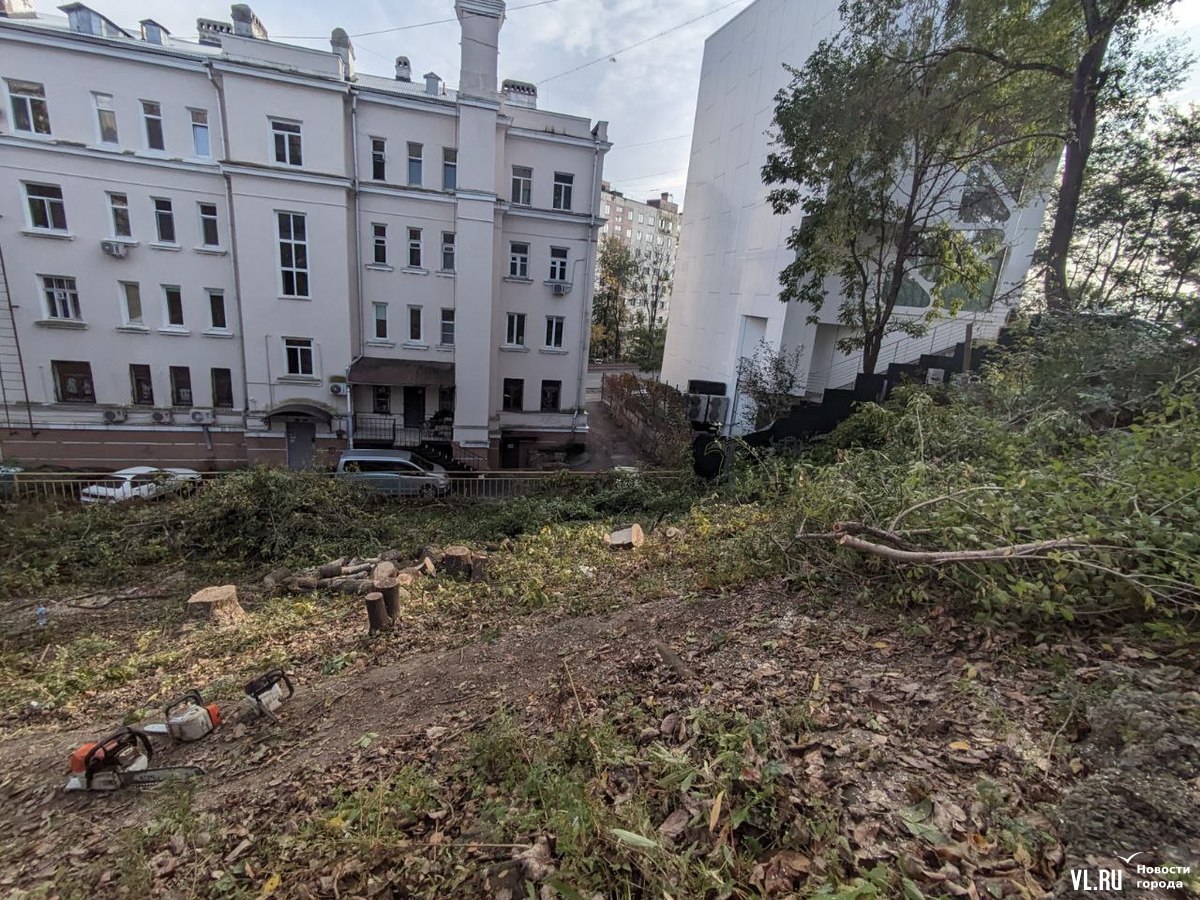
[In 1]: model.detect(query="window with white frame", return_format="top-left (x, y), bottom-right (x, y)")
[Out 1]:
top-left (93, 92), bottom-right (118, 144)
top-left (163, 285), bottom-right (184, 328)
top-left (407, 227), bottom-right (422, 268)
top-left (42, 275), bottom-right (81, 320)
top-left (440, 308), bottom-right (455, 345)
top-left (208, 290), bottom-right (227, 330)
top-left (545, 315), bottom-right (564, 348)
top-left (505, 312), bottom-right (526, 346)
top-left (142, 100), bottom-right (164, 150)
top-left (6, 79), bottom-right (50, 134)
top-left (511, 166), bottom-right (532, 205)
top-left (372, 223), bottom-right (387, 265)
top-left (190, 109), bottom-right (210, 156)
top-left (277, 212), bottom-right (309, 297)
top-left (24, 183), bottom-right (66, 231)
top-left (109, 192), bottom-right (131, 237)
top-left (373, 302), bottom-right (388, 339)
top-left (371, 137), bottom-right (386, 180)
top-left (549, 246), bottom-right (568, 281)
top-left (284, 337), bottom-right (314, 376)
top-left (153, 198), bottom-right (175, 243)
top-left (502, 377), bottom-right (523, 411)
top-left (120, 282), bottom-right (143, 325)
top-left (442, 148), bottom-right (457, 191)
top-left (408, 305), bottom-right (423, 342)
top-left (552, 172), bottom-right (574, 210)
top-left (603, 202), bottom-right (611, 215)
top-left (271, 119), bottom-right (302, 166)
top-left (407, 142), bottom-right (422, 185)
top-left (199, 203), bottom-right (219, 247)
top-left (509, 242), bottom-right (529, 278)
top-left (441, 232), bottom-right (455, 271)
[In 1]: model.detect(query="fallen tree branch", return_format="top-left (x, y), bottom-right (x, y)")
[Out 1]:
top-left (835, 533), bottom-right (1093, 565)
top-left (889, 486), bottom-right (1004, 531)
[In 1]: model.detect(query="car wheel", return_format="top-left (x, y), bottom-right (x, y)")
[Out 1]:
top-left (419, 484), bottom-right (436, 499)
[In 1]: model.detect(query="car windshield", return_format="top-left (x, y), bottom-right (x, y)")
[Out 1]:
top-left (408, 455), bottom-right (434, 472)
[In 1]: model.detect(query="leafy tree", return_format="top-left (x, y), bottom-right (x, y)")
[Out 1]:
top-left (592, 236), bottom-right (638, 360)
top-left (763, 0), bottom-right (1058, 376)
top-left (625, 312), bottom-right (667, 371)
top-left (736, 341), bottom-right (805, 430)
top-left (1069, 104), bottom-right (1200, 321)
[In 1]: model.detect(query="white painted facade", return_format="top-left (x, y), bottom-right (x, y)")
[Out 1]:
top-left (0, 0), bottom-right (608, 469)
top-left (660, 0), bottom-right (1048, 432)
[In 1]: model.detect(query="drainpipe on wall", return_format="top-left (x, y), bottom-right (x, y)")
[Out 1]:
top-left (573, 130), bottom-right (603, 436)
top-left (347, 88), bottom-right (364, 448)
top-left (206, 61), bottom-right (252, 431)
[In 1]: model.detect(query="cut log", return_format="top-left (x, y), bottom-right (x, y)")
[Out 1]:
top-left (364, 592), bottom-right (390, 635)
top-left (341, 562), bottom-right (375, 577)
top-left (605, 524), bottom-right (645, 549)
top-left (187, 585), bottom-right (246, 626)
top-left (380, 548), bottom-right (405, 562)
top-left (419, 556), bottom-right (436, 577)
top-left (379, 581), bottom-right (406, 621)
top-left (283, 576), bottom-right (319, 593)
top-left (372, 561), bottom-right (398, 582)
top-left (317, 561), bottom-right (345, 579)
top-left (319, 575), bottom-right (372, 594)
top-left (470, 554), bottom-right (489, 582)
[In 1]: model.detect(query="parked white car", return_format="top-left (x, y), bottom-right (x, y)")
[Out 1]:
top-left (335, 449), bottom-right (450, 497)
top-left (79, 466), bottom-right (202, 504)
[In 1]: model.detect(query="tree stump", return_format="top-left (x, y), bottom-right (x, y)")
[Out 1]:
top-left (187, 585), bottom-right (246, 626)
top-left (442, 545), bottom-right (473, 578)
top-left (364, 592), bottom-right (390, 635)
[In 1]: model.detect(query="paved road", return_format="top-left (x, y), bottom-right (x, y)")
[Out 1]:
top-left (571, 399), bottom-right (642, 470)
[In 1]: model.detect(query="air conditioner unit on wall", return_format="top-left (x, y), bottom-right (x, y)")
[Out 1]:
top-left (329, 383), bottom-right (347, 396)
top-left (100, 240), bottom-right (128, 258)
top-left (190, 408), bottom-right (215, 425)
top-left (551, 282), bottom-right (570, 297)
top-left (102, 408), bottom-right (127, 424)
top-left (151, 409), bottom-right (174, 425)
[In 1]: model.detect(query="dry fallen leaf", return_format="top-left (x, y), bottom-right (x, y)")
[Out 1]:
top-left (709, 790), bottom-right (724, 833)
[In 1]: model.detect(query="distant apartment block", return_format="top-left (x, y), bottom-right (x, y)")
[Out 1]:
top-left (0, 0), bottom-right (609, 470)
top-left (598, 182), bottom-right (680, 327)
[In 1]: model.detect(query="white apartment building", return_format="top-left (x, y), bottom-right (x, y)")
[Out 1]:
top-left (660, 0), bottom-right (1048, 432)
top-left (0, 0), bottom-right (608, 470)
top-left (598, 183), bottom-right (680, 327)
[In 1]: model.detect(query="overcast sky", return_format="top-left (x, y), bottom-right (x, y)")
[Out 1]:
top-left (29, 0), bottom-right (1200, 207)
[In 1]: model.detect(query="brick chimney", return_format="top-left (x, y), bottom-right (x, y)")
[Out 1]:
top-left (230, 4), bottom-right (267, 39)
top-left (331, 28), bottom-right (355, 80)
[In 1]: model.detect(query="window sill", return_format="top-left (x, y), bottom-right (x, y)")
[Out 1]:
top-left (500, 345), bottom-right (529, 353)
top-left (203, 329), bottom-right (235, 339)
top-left (366, 339), bottom-right (396, 348)
top-left (277, 374), bottom-right (320, 384)
top-left (436, 270), bottom-right (455, 278)
top-left (365, 263), bottom-right (394, 272)
top-left (539, 348), bottom-right (568, 355)
top-left (402, 267), bottom-right (429, 276)
top-left (116, 324), bottom-right (150, 334)
top-left (36, 318), bottom-right (87, 329)
top-left (107, 237), bottom-right (139, 246)
top-left (402, 341), bottom-right (429, 350)
top-left (158, 327), bottom-right (191, 336)
top-left (435, 343), bottom-right (454, 352)
top-left (149, 242), bottom-right (181, 252)
top-left (279, 295), bottom-right (312, 301)
top-left (21, 229), bottom-right (74, 240)
top-left (503, 276), bottom-right (533, 284)
top-left (194, 246), bottom-right (227, 256)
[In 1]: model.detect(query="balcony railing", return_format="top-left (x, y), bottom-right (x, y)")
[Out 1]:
top-left (351, 414), bottom-right (453, 447)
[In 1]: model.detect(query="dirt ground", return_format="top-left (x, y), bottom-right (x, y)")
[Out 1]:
top-left (1, 572), bottom-right (1197, 897)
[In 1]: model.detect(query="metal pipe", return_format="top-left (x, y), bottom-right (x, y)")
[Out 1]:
top-left (0, 239), bottom-right (36, 437)
top-left (573, 130), bottom-right (603, 435)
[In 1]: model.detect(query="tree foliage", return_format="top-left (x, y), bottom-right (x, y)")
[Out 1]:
top-left (737, 341), bottom-right (805, 430)
top-left (1069, 104), bottom-right (1200, 321)
top-left (764, 0), bottom-right (1060, 375)
top-left (592, 236), bottom-right (639, 360)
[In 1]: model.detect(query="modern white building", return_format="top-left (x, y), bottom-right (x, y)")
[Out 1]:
top-left (0, 0), bottom-right (608, 470)
top-left (598, 183), bottom-right (680, 327)
top-left (660, 0), bottom-right (1048, 432)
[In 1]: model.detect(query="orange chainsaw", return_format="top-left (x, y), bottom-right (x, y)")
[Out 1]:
top-left (65, 727), bottom-right (203, 792)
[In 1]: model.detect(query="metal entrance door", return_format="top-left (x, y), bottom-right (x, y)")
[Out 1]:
top-left (286, 420), bottom-right (316, 469)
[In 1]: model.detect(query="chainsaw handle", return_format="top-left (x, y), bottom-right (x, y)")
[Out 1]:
top-left (245, 669), bottom-right (294, 701)
top-left (83, 727), bottom-right (152, 786)
top-left (164, 690), bottom-right (205, 718)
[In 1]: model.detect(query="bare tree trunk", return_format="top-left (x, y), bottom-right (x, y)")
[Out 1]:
top-left (1044, 3), bottom-right (1114, 311)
